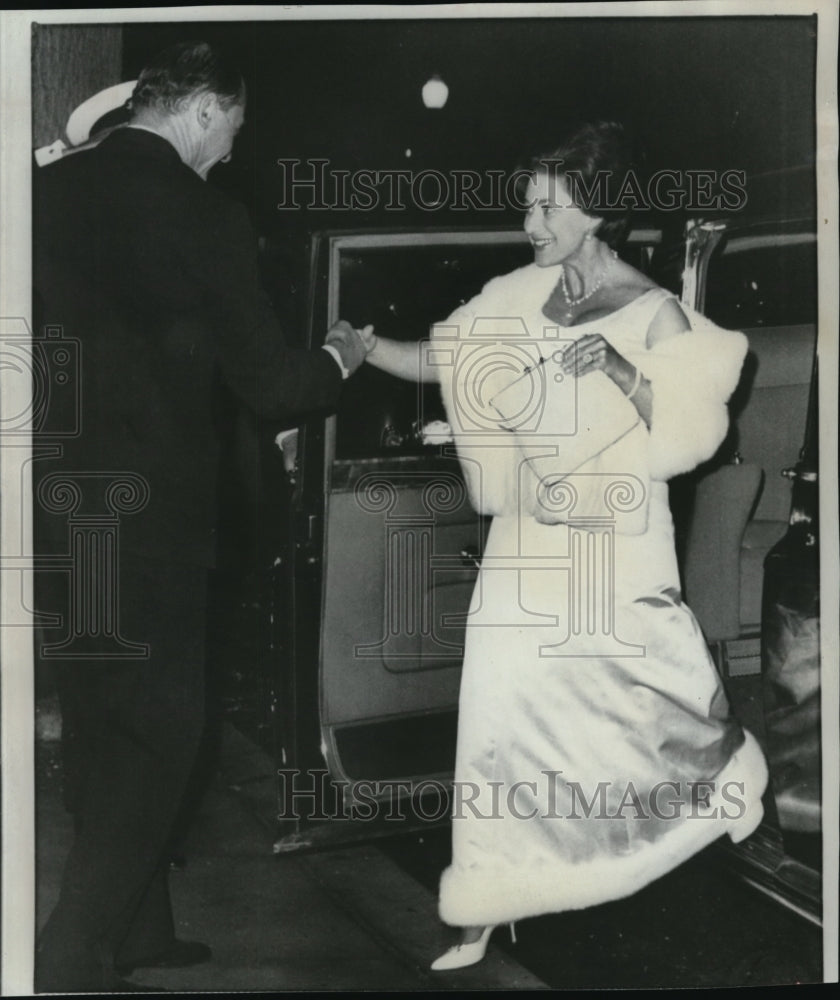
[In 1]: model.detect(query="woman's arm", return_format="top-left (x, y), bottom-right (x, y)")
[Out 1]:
top-left (561, 297), bottom-right (690, 429)
top-left (358, 327), bottom-right (439, 383)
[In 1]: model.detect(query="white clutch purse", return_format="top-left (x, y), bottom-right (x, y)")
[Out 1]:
top-left (488, 353), bottom-right (649, 533)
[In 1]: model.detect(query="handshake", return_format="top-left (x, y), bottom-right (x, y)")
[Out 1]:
top-left (323, 320), bottom-right (377, 378)
top-left (279, 321), bottom-right (376, 477)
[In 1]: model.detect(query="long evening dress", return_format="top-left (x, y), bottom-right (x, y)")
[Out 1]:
top-left (433, 265), bottom-right (768, 928)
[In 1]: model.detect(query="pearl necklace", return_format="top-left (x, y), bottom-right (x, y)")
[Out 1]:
top-left (559, 248), bottom-right (619, 310)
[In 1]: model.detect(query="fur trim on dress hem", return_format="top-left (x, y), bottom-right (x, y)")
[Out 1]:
top-left (438, 730), bottom-right (767, 927)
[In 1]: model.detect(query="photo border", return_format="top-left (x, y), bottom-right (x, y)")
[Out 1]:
top-left (2, 4), bottom-right (837, 993)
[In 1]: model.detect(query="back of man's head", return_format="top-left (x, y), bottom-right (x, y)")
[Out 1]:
top-left (130, 40), bottom-right (245, 121)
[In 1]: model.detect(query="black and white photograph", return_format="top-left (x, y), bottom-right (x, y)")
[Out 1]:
top-left (1, 3), bottom-right (837, 994)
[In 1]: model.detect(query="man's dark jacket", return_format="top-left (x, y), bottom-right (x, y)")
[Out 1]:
top-left (34, 126), bottom-right (341, 567)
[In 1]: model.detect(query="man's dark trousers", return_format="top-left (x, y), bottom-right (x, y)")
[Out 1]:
top-left (36, 555), bottom-right (208, 990)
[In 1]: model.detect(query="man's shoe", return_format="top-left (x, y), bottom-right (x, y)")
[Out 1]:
top-left (116, 939), bottom-right (212, 975)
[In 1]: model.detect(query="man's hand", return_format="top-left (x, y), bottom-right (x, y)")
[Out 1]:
top-left (275, 428), bottom-right (299, 480)
top-left (324, 320), bottom-right (373, 376)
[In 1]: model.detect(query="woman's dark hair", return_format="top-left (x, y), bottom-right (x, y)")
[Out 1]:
top-left (131, 41), bottom-right (245, 116)
top-left (530, 121), bottom-right (638, 248)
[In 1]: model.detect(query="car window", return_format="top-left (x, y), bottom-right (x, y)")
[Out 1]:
top-left (703, 233), bottom-right (817, 329)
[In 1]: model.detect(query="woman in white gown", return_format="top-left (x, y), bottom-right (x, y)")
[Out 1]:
top-left (359, 122), bottom-right (768, 970)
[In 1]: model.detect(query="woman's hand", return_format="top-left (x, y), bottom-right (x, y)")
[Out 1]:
top-left (560, 332), bottom-right (652, 426)
top-left (559, 333), bottom-right (628, 381)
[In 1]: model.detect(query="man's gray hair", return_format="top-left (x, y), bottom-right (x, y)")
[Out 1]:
top-left (131, 40), bottom-right (245, 116)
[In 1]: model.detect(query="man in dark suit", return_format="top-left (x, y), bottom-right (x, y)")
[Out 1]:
top-left (33, 41), bottom-right (367, 992)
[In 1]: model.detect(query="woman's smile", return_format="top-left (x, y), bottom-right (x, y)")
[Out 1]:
top-left (523, 171), bottom-right (598, 267)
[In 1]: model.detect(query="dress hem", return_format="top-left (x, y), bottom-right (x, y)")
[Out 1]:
top-left (438, 730), bottom-right (768, 927)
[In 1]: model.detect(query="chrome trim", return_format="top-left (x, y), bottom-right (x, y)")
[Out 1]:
top-left (681, 219), bottom-right (727, 313)
top-left (721, 232), bottom-right (817, 255)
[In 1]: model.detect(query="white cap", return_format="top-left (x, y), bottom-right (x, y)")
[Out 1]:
top-left (65, 79), bottom-right (137, 146)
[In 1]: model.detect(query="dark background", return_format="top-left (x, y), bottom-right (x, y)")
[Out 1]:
top-left (33, 12), bottom-right (820, 737)
top-left (117, 12), bottom-right (818, 589)
top-left (121, 16), bottom-right (817, 240)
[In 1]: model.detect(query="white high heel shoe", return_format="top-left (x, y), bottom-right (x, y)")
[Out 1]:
top-left (430, 923), bottom-right (517, 971)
